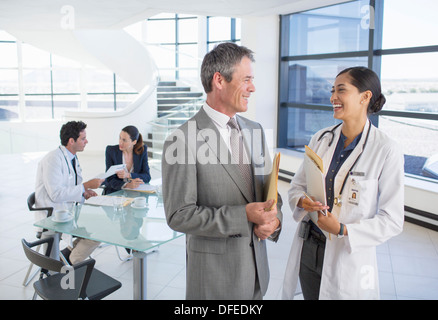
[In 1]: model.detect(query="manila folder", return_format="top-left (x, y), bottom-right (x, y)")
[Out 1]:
top-left (303, 153), bottom-right (328, 237)
top-left (264, 152), bottom-right (281, 211)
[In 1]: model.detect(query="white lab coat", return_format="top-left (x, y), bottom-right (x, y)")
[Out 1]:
top-left (282, 120), bottom-right (404, 300)
top-left (35, 146), bottom-right (84, 224)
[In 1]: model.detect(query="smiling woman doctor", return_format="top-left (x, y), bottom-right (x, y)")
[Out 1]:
top-left (282, 67), bottom-right (404, 300)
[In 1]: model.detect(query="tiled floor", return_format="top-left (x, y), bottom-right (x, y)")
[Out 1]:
top-left (0, 151), bottom-right (437, 300)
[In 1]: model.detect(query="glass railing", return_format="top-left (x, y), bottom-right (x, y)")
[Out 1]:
top-left (146, 98), bottom-right (203, 163)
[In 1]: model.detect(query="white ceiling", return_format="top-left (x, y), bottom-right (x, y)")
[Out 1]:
top-left (0, 0), bottom-right (348, 30)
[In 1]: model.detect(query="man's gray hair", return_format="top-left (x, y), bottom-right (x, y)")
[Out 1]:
top-left (200, 42), bottom-right (255, 93)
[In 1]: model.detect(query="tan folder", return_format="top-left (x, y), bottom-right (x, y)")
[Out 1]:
top-left (304, 145), bottom-right (329, 237)
top-left (264, 152), bottom-right (281, 211)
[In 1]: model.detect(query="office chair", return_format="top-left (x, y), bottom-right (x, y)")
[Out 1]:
top-left (22, 236), bottom-right (122, 300)
top-left (23, 192), bottom-right (55, 286)
top-left (26, 192), bottom-right (53, 239)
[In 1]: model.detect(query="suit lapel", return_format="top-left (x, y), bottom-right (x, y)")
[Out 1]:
top-left (195, 108), bottom-right (254, 203)
top-left (116, 147), bottom-right (123, 166)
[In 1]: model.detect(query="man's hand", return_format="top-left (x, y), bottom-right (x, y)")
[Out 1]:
top-left (246, 200), bottom-right (277, 225)
top-left (83, 178), bottom-right (104, 190)
top-left (254, 217), bottom-right (280, 240)
top-left (83, 189), bottom-right (98, 200)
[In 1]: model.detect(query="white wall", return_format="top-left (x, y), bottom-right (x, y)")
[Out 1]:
top-left (241, 15), bottom-right (279, 155)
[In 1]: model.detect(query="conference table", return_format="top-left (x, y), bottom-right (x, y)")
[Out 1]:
top-left (33, 187), bottom-right (183, 300)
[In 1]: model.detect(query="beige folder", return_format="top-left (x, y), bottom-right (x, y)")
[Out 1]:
top-left (304, 145), bottom-right (328, 237)
top-left (264, 152), bottom-right (281, 211)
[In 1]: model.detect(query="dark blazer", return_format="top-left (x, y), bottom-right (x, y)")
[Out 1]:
top-left (104, 144), bottom-right (151, 195)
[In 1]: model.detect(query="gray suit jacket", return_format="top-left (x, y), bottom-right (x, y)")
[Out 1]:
top-left (162, 107), bottom-right (282, 299)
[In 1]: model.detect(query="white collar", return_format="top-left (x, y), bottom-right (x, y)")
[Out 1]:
top-left (60, 145), bottom-right (76, 162)
top-left (202, 102), bottom-right (237, 129)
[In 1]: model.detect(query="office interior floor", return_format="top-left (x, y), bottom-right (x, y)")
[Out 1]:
top-left (0, 151), bottom-right (438, 300)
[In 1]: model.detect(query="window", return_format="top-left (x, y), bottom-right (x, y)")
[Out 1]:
top-left (145, 14), bottom-right (241, 81)
top-left (278, 0), bottom-right (438, 182)
top-left (207, 16), bottom-right (240, 52)
top-left (0, 35), bottom-right (19, 121)
top-left (146, 14), bottom-right (198, 81)
top-left (0, 31), bottom-right (138, 121)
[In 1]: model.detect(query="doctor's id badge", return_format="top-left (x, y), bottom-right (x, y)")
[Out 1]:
top-left (347, 178), bottom-right (361, 205)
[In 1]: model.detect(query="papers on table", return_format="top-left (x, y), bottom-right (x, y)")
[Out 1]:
top-left (122, 183), bottom-right (157, 193)
top-left (85, 195), bottom-right (134, 207)
top-left (263, 152), bottom-right (281, 211)
top-left (304, 145), bottom-right (328, 237)
top-left (94, 164), bottom-right (126, 180)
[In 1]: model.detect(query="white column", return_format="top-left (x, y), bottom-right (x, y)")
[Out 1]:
top-left (240, 15), bottom-right (280, 150)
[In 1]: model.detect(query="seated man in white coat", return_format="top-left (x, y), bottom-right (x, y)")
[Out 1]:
top-left (35, 121), bottom-right (103, 264)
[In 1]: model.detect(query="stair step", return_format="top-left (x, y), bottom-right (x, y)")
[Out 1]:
top-left (157, 92), bottom-right (203, 98)
top-left (158, 81), bottom-right (176, 86)
top-left (157, 86), bottom-right (191, 92)
top-left (157, 104), bottom-right (181, 111)
top-left (158, 97), bottom-right (202, 105)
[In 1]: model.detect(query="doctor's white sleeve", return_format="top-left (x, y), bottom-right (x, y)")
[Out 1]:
top-left (42, 152), bottom-right (84, 204)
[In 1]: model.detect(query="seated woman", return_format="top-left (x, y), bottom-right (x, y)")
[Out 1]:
top-left (104, 125), bottom-right (151, 195)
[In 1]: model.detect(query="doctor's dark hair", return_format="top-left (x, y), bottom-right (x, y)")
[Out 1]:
top-left (60, 121), bottom-right (87, 146)
top-left (337, 67), bottom-right (386, 114)
top-left (201, 42), bottom-right (255, 93)
top-left (122, 125), bottom-right (144, 155)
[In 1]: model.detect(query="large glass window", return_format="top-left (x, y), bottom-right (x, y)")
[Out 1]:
top-left (287, 1), bottom-right (369, 56)
top-left (207, 16), bottom-right (240, 52)
top-left (278, 0), bottom-right (438, 182)
top-left (145, 14), bottom-right (241, 82)
top-left (0, 36), bottom-right (19, 120)
top-left (382, 0), bottom-right (438, 49)
top-left (279, 0), bottom-right (370, 151)
top-left (0, 31), bottom-right (138, 121)
top-left (146, 14), bottom-right (198, 81)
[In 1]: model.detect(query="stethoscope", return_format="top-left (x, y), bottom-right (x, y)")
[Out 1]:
top-left (317, 123), bottom-right (342, 147)
top-left (317, 120), bottom-right (372, 207)
top-left (59, 146), bottom-right (78, 183)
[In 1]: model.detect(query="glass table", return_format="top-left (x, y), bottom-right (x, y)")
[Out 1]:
top-left (34, 189), bottom-right (183, 300)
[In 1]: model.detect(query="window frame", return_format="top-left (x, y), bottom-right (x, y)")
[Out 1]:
top-left (278, 0), bottom-right (438, 182)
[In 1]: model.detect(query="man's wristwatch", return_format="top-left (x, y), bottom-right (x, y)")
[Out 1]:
top-left (337, 223), bottom-right (345, 238)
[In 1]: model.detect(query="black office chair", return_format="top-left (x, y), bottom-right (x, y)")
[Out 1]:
top-left (23, 192), bottom-right (56, 287)
top-left (22, 236), bottom-right (122, 300)
top-left (27, 192), bottom-right (53, 239)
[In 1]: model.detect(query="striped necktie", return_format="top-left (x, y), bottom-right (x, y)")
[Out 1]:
top-left (227, 118), bottom-right (254, 201)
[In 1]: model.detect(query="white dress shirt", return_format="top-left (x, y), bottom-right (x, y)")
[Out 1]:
top-left (202, 102), bottom-right (239, 156)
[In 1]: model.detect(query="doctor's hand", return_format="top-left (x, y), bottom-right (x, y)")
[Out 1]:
top-left (298, 195), bottom-right (329, 213)
top-left (83, 178), bottom-right (104, 190)
top-left (317, 211), bottom-right (348, 236)
top-left (246, 200), bottom-right (277, 226)
top-left (83, 189), bottom-right (98, 200)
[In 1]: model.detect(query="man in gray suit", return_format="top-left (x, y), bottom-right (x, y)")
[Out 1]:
top-left (162, 43), bottom-right (282, 300)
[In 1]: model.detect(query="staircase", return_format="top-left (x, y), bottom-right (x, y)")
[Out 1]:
top-left (145, 81), bottom-right (204, 168)
top-left (157, 81), bottom-right (203, 117)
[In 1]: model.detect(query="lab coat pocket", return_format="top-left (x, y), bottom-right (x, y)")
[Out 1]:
top-left (343, 178), bottom-right (378, 223)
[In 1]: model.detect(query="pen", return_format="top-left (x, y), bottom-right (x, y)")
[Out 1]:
top-left (303, 192), bottom-right (327, 216)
